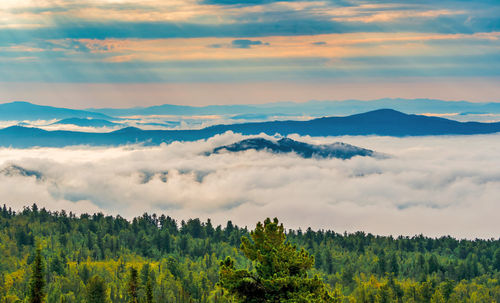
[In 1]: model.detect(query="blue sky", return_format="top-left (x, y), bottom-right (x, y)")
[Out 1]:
top-left (0, 0), bottom-right (499, 107)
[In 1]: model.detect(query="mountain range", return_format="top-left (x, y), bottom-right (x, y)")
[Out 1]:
top-left (1, 109), bottom-right (500, 148)
top-left (0, 101), bottom-right (111, 121)
top-left (2, 99), bottom-right (500, 122)
top-left (87, 98), bottom-right (500, 117)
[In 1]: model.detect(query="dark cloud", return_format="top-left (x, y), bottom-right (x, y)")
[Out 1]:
top-left (200, 0), bottom-right (356, 6)
top-left (2, 12), bottom-right (499, 44)
top-left (207, 43), bottom-right (224, 48)
top-left (9, 6), bottom-right (75, 14)
top-left (1, 0), bottom-right (498, 46)
top-left (201, 0), bottom-right (296, 5)
top-left (0, 19), bottom-right (351, 42)
top-left (207, 39), bottom-right (269, 49)
top-left (312, 41), bottom-right (327, 46)
top-left (231, 39), bottom-right (268, 48)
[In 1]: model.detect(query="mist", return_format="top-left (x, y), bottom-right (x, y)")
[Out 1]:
top-left (1, 132), bottom-right (499, 239)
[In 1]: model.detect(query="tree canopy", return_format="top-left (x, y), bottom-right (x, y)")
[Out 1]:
top-left (0, 204), bottom-right (499, 302)
top-left (219, 218), bottom-right (333, 302)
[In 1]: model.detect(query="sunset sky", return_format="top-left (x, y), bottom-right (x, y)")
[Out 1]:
top-left (0, 0), bottom-right (499, 107)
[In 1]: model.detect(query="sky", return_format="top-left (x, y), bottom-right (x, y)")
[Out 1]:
top-left (0, 0), bottom-right (499, 107)
top-left (1, 1), bottom-right (499, 238)
top-left (1, 133), bottom-right (500, 239)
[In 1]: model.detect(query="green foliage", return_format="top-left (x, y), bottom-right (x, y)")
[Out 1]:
top-left (29, 247), bottom-right (46, 303)
top-left (219, 218), bottom-right (332, 302)
top-left (0, 204), bottom-right (499, 302)
top-left (143, 266), bottom-right (155, 303)
top-left (127, 267), bottom-right (139, 303)
top-left (86, 276), bottom-right (108, 303)
top-left (494, 248), bottom-right (500, 271)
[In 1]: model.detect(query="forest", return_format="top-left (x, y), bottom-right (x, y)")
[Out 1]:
top-left (0, 204), bottom-right (499, 302)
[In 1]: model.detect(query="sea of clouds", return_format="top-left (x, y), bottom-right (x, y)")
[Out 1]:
top-left (0, 132), bottom-right (499, 239)
top-left (0, 114), bottom-right (316, 133)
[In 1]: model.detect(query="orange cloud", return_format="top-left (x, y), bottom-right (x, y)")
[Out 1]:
top-left (52, 32), bottom-right (499, 63)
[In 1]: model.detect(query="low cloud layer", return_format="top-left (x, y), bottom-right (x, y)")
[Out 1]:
top-left (0, 132), bottom-right (499, 239)
top-left (0, 114), bottom-right (316, 132)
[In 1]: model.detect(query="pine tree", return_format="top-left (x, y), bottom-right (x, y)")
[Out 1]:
top-left (86, 276), bottom-right (108, 303)
top-left (127, 267), bottom-right (139, 303)
top-left (493, 248), bottom-right (500, 271)
top-left (389, 253), bottom-right (399, 276)
top-left (141, 264), bottom-right (154, 303)
top-left (29, 247), bottom-right (46, 303)
top-left (145, 279), bottom-right (153, 303)
top-left (219, 218), bottom-right (333, 302)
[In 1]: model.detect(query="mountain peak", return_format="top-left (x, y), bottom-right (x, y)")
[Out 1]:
top-left (52, 117), bottom-right (118, 127)
top-left (209, 137), bottom-right (374, 159)
top-left (112, 126), bottom-right (143, 133)
top-left (6, 101), bottom-right (33, 105)
top-left (353, 108), bottom-right (408, 118)
top-left (0, 164), bottom-right (43, 180)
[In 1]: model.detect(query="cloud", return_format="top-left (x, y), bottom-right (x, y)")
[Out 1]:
top-left (231, 39), bottom-right (269, 48)
top-left (2, 1), bottom-right (499, 44)
top-left (209, 39), bottom-right (269, 49)
top-left (1, 30), bottom-right (499, 83)
top-left (0, 132), bottom-right (499, 239)
top-left (1, 0), bottom-right (499, 84)
top-left (201, 0), bottom-right (291, 5)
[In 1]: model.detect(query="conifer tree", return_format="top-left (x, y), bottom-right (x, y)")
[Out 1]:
top-left (141, 264), bottom-right (154, 303)
top-left (219, 218), bottom-right (333, 302)
top-left (145, 279), bottom-right (153, 303)
top-left (86, 276), bottom-right (108, 303)
top-left (29, 247), bottom-right (46, 303)
top-left (127, 267), bottom-right (139, 303)
top-left (493, 248), bottom-right (500, 271)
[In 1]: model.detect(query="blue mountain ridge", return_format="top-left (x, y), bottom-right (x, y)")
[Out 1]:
top-left (86, 98), bottom-right (500, 117)
top-left (0, 101), bottom-right (112, 121)
top-left (1, 109), bottom-right (500, 148)
top-left (51, 118), bottom-right (119, 127)
top-left (3, 99), bottom-right (500, 121)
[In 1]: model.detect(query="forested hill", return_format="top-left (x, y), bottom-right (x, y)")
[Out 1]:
top-left (1, 204), bottom-right (499, 302)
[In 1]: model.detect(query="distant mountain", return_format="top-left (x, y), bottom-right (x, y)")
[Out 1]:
top-left (0, 101), bottom-right (111, 121)
top-left (88, 103), bottom-right (258, 117)
top-left (87, 99), bottom-right (500, 117)
top-left (51, 118), bottom-right (119, 128)
top-left (1, 109), bottom-right (500, 148)
top-left (209, 138), bottom-right (374, 159)
top-left (3, 99), bottom-right (500, 122)
top-left (268, 99), bottom-right (500, 116)
top-left (231, 113), bottom-right (281, 120)
top-left (137, 122), bottom-right (181, 128)
top-left (204, 109), bottom-right (500, 137)
top-left (0, 164), bottom-right (43, 180)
